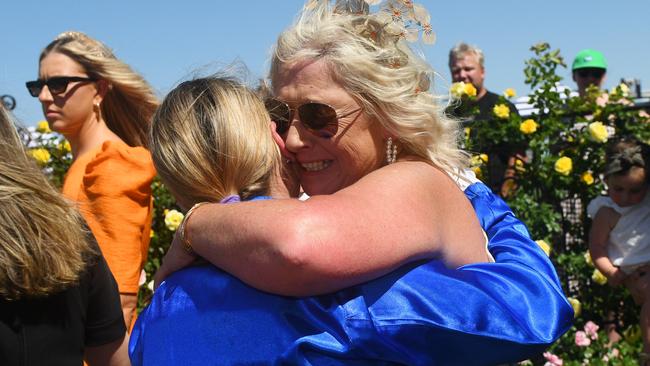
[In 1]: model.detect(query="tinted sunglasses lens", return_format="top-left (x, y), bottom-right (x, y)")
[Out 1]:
top-left (47, 78), bottom-right (70, 94)
top-left (298, 103), bottom-right (338, 133)
top-left (265, 99), bottom-right (291, 134)
top-left (26, 81), bottom-right (42, 97)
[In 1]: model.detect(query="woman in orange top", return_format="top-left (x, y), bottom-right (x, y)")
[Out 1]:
top-left (27, 31), bottom-right (158, 328)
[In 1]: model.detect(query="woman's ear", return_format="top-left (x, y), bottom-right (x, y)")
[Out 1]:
top-left (93, 79), bottom-right (110, 104)
top-left (269, 121), bottom-right (294, 161)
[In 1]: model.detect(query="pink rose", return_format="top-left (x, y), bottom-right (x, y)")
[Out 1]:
top-left (543, 351), bottom-right (563, 366)
top-left (584, 321), bottom-right (599, 340)
top-left (575, 330), bottom-right (591, 346)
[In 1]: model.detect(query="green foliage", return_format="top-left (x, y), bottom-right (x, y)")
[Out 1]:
top-left (455, 42), bottom-right (650, 364)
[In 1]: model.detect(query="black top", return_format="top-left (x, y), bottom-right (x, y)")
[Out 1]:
top-left (448, 90), bottom-right (522, 193)
top-left (0, 248), bottom-right (125, 366)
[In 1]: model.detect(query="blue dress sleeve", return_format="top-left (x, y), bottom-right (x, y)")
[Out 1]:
top-left (130, 185), bottom-right (573, 365)
top-left (331, 182), bottom-right (573, 365)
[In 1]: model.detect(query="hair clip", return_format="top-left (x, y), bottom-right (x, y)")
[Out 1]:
top-left (305, 0), bottom-right (436, 44)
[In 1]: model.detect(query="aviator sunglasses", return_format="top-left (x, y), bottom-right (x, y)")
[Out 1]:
top-left (265, 98), bottom-right (361, 138)
top-left (26, 76), bottom-right (97, 97)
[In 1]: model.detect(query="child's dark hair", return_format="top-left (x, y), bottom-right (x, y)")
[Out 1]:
top-left (604, 136), bottom-right (649, 183)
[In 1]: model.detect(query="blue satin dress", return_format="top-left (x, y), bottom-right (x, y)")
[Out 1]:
top-left (130, 182), bottom-right (573, 365)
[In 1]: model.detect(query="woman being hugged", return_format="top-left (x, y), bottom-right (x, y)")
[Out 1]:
top-left (27, 31), bottom-right (158, 328)
top-left (0, 106), bottom-right (128, 366)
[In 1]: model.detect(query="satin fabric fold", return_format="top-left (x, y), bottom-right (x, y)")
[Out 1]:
top-left (130, 183), bottom-right (573, 365)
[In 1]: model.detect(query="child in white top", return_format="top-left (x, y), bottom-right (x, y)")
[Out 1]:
top-left (587, 137), bottom-right (650, 360)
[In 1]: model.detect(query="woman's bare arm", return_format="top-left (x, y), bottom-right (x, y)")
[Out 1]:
top-left (84, 333), bottom-right (130, 366)
top-left (156, 162), bottom-right (487, 296)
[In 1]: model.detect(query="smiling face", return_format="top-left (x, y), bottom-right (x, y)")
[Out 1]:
top-left (606, 166), bottom-right (648, 207)
top-left (37, 52), bottom-right (101, 138)
top-left (273, 59), bottom-right (386, 196)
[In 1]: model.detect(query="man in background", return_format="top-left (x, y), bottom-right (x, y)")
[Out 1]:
top-left (448, 42), bottom-right (520, 196)
top-left (572, 49), bottom-right (607, 97)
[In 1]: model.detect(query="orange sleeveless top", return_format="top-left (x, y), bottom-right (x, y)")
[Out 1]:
top-left (62, 140), bottom-right (155, 294)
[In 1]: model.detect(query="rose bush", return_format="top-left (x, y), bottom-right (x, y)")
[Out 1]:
top-left (457, 42), bottom-right (650, 364)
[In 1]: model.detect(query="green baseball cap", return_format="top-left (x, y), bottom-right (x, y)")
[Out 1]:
top-left (572, 49), bottom-right (607, 70)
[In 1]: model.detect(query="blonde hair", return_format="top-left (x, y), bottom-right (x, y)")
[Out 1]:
top-left (150, 76), bottom-right (281, 206)
top-left (40, 31), bottom-right (158, 148)
top-left (269, 3), bottom-right (468, 174)
top-left (0, 106), bottom-right (96, 300)
top-left (449, 42), bottom-right (485, 68)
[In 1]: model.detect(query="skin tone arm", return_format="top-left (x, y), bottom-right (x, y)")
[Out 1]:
top-left (155, 160), bottom-right (489, 296)
top-left (84, 333), bottom-right (130, 366)
top-left (120, 294), bottom-right (136, 329)
top-left (589, 206), bottom-right (627, 286)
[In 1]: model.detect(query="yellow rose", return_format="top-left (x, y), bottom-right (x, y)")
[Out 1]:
top-left (479, 154), bottom-right (488, 163)
top-left (493, 104), bottom-right (510, 119)
top-left (584, 251), bottom-right (594, 267)
top-left (58, 140), bottom-right (71, 153)
top-left (450, 82), bottom-right (466, 99)
top-left (587, 121), bottom-right (609, 143)
top-left (612, 83), bottom-right (630, 96)
top-left (471, 155), bottom-right (483, 167)
top-left (568, 297), bottom-right (581, 318)
top-left (504, 88), bottom-right (516, 98)
top-left (164, 209), bottom-right (185, 231)
top-left (519, 119), bottom-right (538, 134)
top-left (592, 269), bottom-right (608, 285)
top-left (150, 229), bottom-right (155, 238)
top-left (515, 159), bottom-right (525, 172)
top-left (535, 240), bottom-right (551, 256)
top-left (28, 148), bottom-right (51, 166)
top-left (450, 82), bottom-right (477, 99)
top-left (554, 156), bottom-right (572, 176)
top-left (464, 127), bottom-right (471, 141)
top-left (36, 120), bottom-right (51, 134)
top-left (581, 171), bottom-right (594, 185)
top-left (464, 83), bottom-right (477, 97)
top-left (472, 166), bottom-right (482, 179)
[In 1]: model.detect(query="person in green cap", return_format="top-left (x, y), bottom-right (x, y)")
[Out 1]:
top-left (572, 49), bottom-right (607, 97)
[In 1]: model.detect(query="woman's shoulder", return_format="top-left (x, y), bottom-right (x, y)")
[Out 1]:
top-left (85, 140), bottom-right (154, 178)
top-left (80, 140), bottom-right (155, 194)
top-left (87, 140), bottom-right (154, 171)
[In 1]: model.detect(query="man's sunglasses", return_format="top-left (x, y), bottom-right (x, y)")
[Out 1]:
top-left (264, 98), bottom-right (361, 138)
top-left (26, 76), bottom-right (97, 97)
top-left (576, 68), bottom-right (605, 79)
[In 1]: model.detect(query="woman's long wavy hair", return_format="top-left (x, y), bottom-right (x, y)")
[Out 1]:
top-left (150, 75), bottom-right (281, 207)
top-left (0, 106), bottom-right (96, 300)
top-left (40, 31), bottom-right (158, 148)
top-left (269, 2), bottom-right (468, 174)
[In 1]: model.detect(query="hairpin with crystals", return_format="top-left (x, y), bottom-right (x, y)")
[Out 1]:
top-left (305, 0), bottom-right (436, 45)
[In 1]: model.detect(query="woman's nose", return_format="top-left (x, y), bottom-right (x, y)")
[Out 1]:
top-left (284, 122), bottom-right (311, 153)
top-left (38, 85), bottom-right (53, 103)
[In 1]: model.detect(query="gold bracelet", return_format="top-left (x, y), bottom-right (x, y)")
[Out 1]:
top-left (179, 202), bottom-right (210, 254)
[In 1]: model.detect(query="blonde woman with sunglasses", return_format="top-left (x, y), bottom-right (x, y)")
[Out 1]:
top-left (150, 1), bottom-right (573, 363)
top-left (0, 106), bottom-right (129, 366)
top-left (27, 31), bottom-right (158, 329)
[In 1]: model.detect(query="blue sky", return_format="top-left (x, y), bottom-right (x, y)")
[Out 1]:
top-left (2, 0), bottom-right (649, 125)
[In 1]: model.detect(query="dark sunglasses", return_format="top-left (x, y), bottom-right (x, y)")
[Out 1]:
top-left (26, 76), bottom-right (96, 97)
top-left (576, 68), bottom-right (605, 79)
top-left (265, 98), bottom-right (361, 138)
